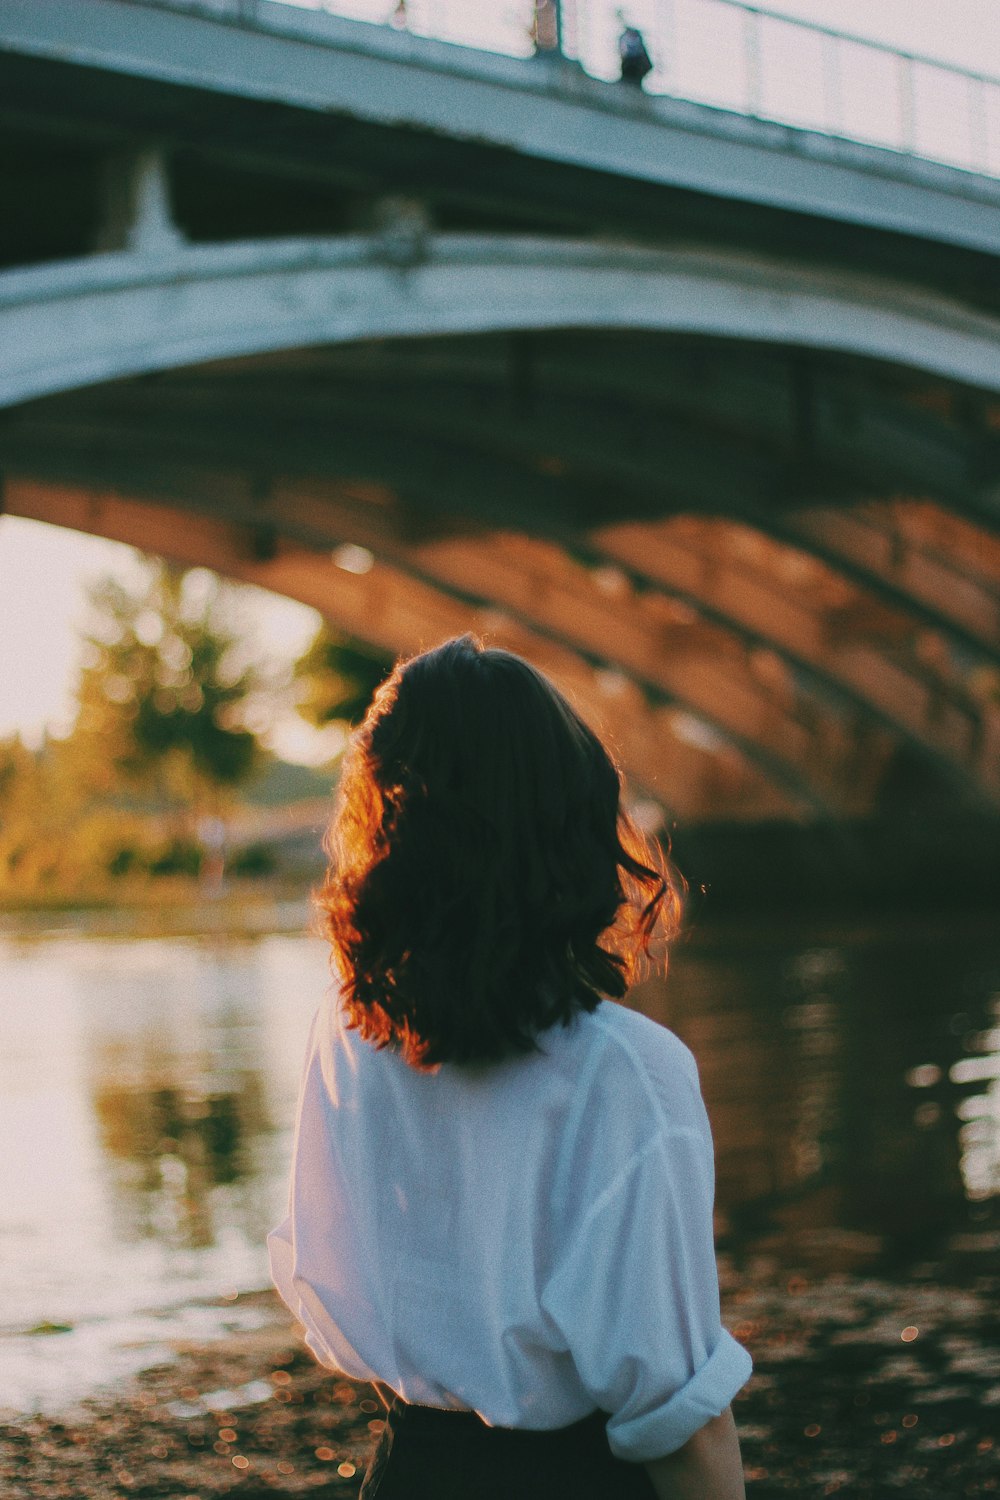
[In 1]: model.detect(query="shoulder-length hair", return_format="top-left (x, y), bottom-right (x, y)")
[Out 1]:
top-left (317, 635), bottom-right (682, 1067)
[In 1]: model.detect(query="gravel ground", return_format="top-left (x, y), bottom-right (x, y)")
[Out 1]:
top-left (2, 1251), bottom-right (998, 1500)
top-left (720, 1239), bottom-right (1000, 1497)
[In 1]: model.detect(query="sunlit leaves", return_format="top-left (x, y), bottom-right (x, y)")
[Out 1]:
top-left (74, 560), bottom-right (261, 806)
top-left (293, 628), bottom-right (391, 730)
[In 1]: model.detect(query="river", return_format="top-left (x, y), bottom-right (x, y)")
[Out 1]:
top-left (1, 914), bottom-right (998, 1421)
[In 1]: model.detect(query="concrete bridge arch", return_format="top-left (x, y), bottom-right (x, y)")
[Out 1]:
top-left (3, 233), bottom-right (1000, 412)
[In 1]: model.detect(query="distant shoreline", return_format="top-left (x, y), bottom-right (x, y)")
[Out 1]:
top-left (0, 886), bottom-right (315, 941)
top-left (2, 894), bottom-right (997, 951)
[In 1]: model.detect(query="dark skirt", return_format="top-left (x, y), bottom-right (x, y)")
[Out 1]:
top-left (359, 1399), bottom-right (656, 1500)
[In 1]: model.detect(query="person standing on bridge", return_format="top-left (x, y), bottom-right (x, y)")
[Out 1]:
top-left (269, 635), bottom-right (750, 1499)
top-left (618, 14), bottom-right (654, 86)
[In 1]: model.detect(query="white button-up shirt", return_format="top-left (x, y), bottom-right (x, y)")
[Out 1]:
top-left (268, 993), bottom-right (752, 1462)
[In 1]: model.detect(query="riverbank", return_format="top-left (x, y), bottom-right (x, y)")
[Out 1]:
top-left (4, 1241), bottom-right (998, 1500)
top-left (4, 893), bottom-right (999, 951)
top-left (0, 887), bottom-right (314, 941)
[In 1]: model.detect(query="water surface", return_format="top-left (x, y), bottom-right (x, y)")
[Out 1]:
top-left (1, 917), bottom-right (997, 1413)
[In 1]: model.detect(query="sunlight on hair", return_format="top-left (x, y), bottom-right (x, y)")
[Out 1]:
top-left (317, 636), bottom-right (682, 1068)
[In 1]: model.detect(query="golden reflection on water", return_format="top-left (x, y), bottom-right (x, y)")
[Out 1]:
top-left (0, 920), bottom-right (997, 1353)
top-left (72, 942), bottom-right (286, 1252)
top-left (91, 1070), bottom-right (269, 1248)
top-left (55, 925), bottom-right (1000, 1262)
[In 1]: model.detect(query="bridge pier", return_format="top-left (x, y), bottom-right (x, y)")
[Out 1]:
top-left (95, 149), bottom-right (184, 258)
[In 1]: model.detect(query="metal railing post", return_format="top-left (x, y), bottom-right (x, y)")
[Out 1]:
top-left (969, 75), bottom-right (990, 174)
top-left (899, 52), bottom-right (916, 153)
top-left (822, 31), bottom-right (842, 137)
top-left (744, 6), bottom-right (763, 117)
top-left (656, 0), bottom-right (675, 93)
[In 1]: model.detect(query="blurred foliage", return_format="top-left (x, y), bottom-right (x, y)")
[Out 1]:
top-left (229, 842), bottom-right (277, 878)
top-left (0, 732), bottom-right (150, 895)
top-left (293, 626), bottom-right (392, 728)
top-left (74, 561), bottom-right (261, 812)
top-left (0, 563), bottom-right (396, 905)
top-left (0, 560), bottom-right (271, 900)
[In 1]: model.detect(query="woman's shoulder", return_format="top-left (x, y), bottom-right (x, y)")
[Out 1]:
top-left (538, 1004), bottom-right (710, 1234)
top-left (576, 1002), bottom-right (707, 1138)
top-left (581, 1000), bottom-right (699, 1082)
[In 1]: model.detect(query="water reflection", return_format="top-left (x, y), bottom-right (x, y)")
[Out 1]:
top-left (636, 921), bottom-right (1000, 1263)
top-left (954, 997), bottom-right (1000, 1198)
top-left (91, 1072), bottom-right (267, 1248)
top-left (833, 937), bottom-right (971, 1245)
top-left (77, 943), bottom-right (281, 1251)
top-left (0, 919), bottom-right (997, 1412)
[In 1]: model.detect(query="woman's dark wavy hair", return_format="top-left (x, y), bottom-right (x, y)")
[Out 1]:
top-left (317, 635), bottom-right (682, 1067)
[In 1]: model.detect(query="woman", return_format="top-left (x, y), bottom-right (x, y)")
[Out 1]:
top-left (269, 635), bottom-right (751, 1499)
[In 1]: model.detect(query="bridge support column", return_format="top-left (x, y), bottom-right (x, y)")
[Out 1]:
top-left (95, 148), bottom-right (184, 257)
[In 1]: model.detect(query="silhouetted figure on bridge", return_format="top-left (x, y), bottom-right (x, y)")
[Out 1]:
top-left (618, 18), bottom-right (653, 86)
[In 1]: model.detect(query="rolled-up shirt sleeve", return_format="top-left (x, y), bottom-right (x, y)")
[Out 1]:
top-left (540, 1126), bottom-right (752, 1463)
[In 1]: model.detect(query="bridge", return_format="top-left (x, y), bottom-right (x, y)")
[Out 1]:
top-left (1, 0), bottom-right (999, 825)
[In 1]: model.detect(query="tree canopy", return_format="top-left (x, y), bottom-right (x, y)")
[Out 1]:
top-left (293, 628), bottom-right (392, 729)
top-left (0, 556), bottom-right (398, 900)
top-left (74, 561), bottom-right (261, 810)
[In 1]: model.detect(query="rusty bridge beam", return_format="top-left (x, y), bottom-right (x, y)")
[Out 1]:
top-left (4, 474), bottom-right (799, 823)
top-left (592, 515), bottom-right (1000, 807)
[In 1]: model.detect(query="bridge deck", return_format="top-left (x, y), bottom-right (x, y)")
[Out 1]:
top-left (2, 0), bottom-right (1000, 263)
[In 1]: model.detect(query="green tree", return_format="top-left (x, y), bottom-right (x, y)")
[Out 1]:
top-left (73, 560), bottom-right (261, 818)
top-left (0, 731), bottom-right (143, 896)
top-left (293, 627), bottom-right (392, 729)
top-left (0, 734), bottom-right (49, 889)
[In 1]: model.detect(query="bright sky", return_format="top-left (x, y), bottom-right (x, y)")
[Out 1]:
top-left (1, 0), bottom-right (997, 757)
top-left (0, 518), bottom-right (330, 759)
top-left (641, 0), bottom-right (999, 73)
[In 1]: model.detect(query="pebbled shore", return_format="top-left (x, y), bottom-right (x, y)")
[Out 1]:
top-left (3, 1252), bottom-right (999, 1500)
top-left (720, 1239), bottom-right (1000, 1498)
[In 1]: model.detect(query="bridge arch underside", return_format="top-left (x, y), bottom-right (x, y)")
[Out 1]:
top-left (4, 326), bottom-right (1000, 824)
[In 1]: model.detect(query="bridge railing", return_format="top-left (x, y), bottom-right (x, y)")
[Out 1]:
top-left (577, 0), bottom-right (1000, 178)
top-left (127, 0), bottom-right (1000, 180)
